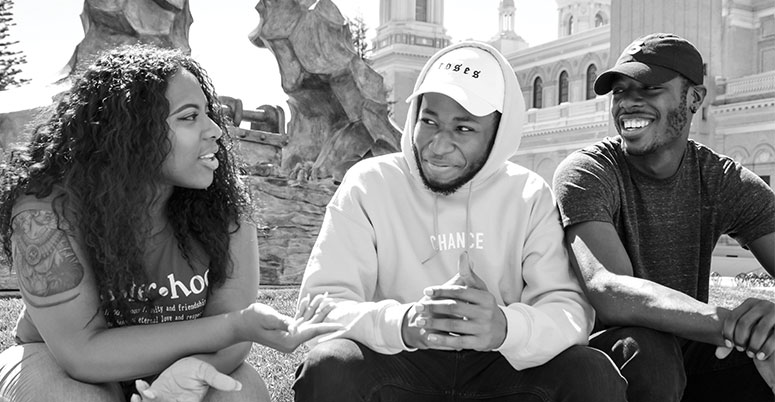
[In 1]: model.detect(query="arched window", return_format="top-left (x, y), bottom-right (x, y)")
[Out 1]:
top-left (586, 64), bottom-right (597, 100)
top-left (558, 71), bottom-right (569, 104)
top-left (567, 15), bottom-right (574, 36)
top-left (415, 0), bottom-right (428, 22)
top-left (533, 77), bottom-right (543, 109)
top-left (595, 12), bottom-right (606, 27)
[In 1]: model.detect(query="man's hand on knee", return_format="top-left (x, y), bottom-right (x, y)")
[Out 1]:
top-left (717, 297), bottom-right (775, 393)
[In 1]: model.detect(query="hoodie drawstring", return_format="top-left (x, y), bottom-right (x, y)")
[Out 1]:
top-left (421, 196), bottom-right (441, 264)
top-left (465, 183), bottom-right (473, 251)
top-left (421, 183), bottom-right (474, 267)
top-left (460, 183), bottom-right (474, 269)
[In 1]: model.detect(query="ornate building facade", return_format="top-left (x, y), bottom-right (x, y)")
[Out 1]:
top-left (370, 0), bottom-right (451, 126)
top-left (370, 0), bottom-right (775, 273)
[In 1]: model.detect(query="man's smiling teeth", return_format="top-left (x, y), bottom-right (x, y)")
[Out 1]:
top-left (622, 118), bottom-right (651, 130)
top-left (199, 153), bottom-right (215, 160)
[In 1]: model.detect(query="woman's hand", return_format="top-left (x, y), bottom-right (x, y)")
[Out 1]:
top-left (129, 357), bottom-right (241, 402)
top-left (242, 293), bottom-right (343, 353)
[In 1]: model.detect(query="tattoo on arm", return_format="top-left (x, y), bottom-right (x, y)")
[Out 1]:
top-left (11, 210), bottom-right (84, 304)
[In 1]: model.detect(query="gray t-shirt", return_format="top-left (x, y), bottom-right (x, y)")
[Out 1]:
top-left (553, 137), bottom-right (775, 302)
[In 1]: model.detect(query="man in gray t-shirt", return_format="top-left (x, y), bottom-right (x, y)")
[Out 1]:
top-left (554, 33), bottom-right (775, 402)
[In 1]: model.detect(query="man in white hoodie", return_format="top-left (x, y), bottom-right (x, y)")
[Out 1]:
top-left (293, 41), bottom-right (627, 401)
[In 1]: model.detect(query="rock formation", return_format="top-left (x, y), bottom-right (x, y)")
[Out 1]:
top-left (249, 0), bottom-right (401, 182)
top-left (65, 0), bottom-right (193, 78)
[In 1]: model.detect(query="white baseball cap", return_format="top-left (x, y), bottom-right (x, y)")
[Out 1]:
top-left (406, 46), bottom-right (504, 117)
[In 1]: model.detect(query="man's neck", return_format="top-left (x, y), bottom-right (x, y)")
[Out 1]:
top-left (625, 142), bottom-right (688, 180)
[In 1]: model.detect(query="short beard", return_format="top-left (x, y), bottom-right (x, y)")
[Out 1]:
top-left (666, 91), bottom-right (689, 138)
top-left (623, 88), bottom-right (689, 157)
top-left (412, 139), bottom-right (494, 196)
top-left (412, 146), bottom-right (471, 196)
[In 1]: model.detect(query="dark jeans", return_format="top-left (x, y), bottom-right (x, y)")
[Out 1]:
top-left (590, 326), bottom-right (773, 402)
top-left (293, 339), bottom-right (627, 402)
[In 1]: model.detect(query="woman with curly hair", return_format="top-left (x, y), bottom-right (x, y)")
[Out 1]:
top-left (0, 45), bottom-right (339, 402)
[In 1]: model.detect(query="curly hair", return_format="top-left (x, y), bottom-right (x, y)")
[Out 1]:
top-left (0, 45), bottom-right (251, 326)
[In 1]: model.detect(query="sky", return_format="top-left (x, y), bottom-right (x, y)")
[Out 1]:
top-left (7, 0), bottom-right (557, 113)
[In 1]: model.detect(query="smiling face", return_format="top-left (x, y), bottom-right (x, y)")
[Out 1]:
top-left (160, 69), bottom-right (223, 192)
top-left (412, 93), bottom-right (499, 195)
top-left (611, 75), bottom-right (698, 158)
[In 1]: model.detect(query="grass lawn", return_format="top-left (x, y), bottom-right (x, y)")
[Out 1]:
top-left (1, 285), bottom-right (773, 401)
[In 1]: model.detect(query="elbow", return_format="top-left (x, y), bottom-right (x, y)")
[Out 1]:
top-left (53, 347), bottom-right (120, 383)
top-left (226, 342), bottom-right (253, 371)
top-left (58, 358), bottom-right (104, 383)
top-left (581, 274), bottom-right (622, 325)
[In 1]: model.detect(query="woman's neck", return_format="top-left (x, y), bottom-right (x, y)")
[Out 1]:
top-left (149, 185), bottom-right (173, 236)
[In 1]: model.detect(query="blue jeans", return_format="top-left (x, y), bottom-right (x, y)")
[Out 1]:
top-left (589, 326), bottom-right (773, 402)
top-left (293, 339), bottom-right (627, 401)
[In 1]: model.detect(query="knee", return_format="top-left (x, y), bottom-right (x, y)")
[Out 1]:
top-left (297, 339), bottom-right (363, 382)
top-left (78, 383), bottom-right (125, 402)
top-left (204, 362), bottom-right (269, 402)
top-left (550, 346), bottom-right (628, 401)
top-left (0, 344), bottom-right (124, 402)
top-left (593, 327), bottom-right (686, 401)
top-left (294, 339), bottom-right (365, 401)
top-left (606, 327), bottom-right (683, 376)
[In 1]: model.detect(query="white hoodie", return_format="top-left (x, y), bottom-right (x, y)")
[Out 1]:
top-left (299, 41), bottom-right (593, 370)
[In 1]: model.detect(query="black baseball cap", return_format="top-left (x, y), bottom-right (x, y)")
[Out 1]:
top-left (594, 33), bottom-right (704, 95)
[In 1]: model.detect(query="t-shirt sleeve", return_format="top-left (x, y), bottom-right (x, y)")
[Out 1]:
top-left (718, 161), bottom-right (775, 248)
top-left (553, 150), bottom-right (619, 228)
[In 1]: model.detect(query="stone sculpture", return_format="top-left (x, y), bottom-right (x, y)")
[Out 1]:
top-left (249, 0), bottom-right (401, 182)
top-left (1, 0), bottom-right (193, 157)
top-left (65, 0), bottom-right (193, 78)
